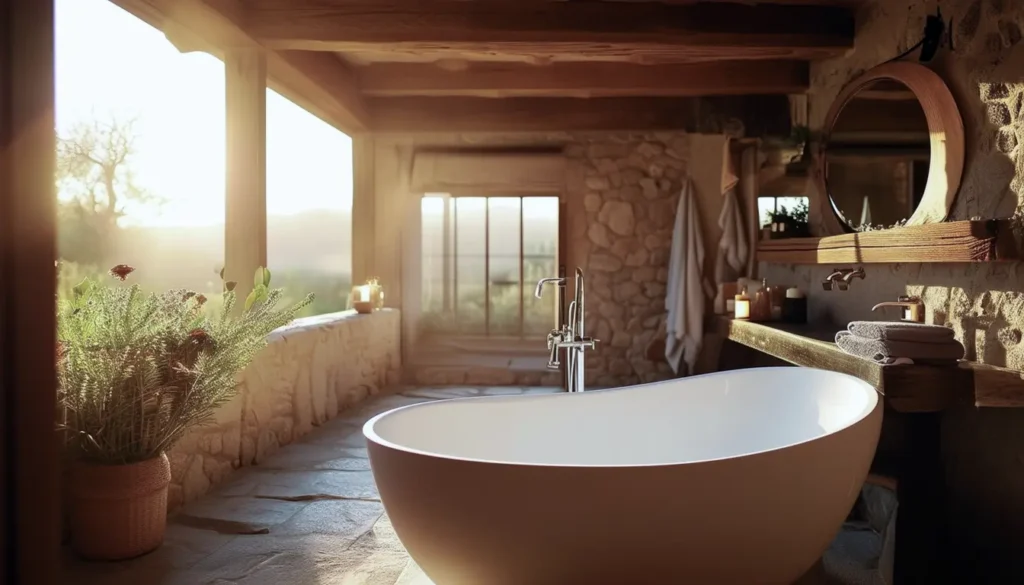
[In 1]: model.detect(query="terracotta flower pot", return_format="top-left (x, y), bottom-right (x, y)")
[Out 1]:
top-left (69, 452), bottom-right (171, 561)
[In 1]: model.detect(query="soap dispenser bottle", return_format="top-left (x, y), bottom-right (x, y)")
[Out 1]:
top-left (751, 279), bottom-right (772, 322)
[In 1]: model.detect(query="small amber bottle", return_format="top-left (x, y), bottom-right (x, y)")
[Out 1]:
top-left (751, 279), bottom-right (772, 322)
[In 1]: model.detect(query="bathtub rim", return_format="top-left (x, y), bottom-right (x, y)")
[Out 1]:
top-left (363, 366), bottom-right (881, 469)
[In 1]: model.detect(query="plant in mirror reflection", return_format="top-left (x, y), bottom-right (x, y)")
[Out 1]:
top-left (853, 218), bottom-right (910, 232)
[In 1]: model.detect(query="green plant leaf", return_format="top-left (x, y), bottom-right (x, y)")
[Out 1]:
top-left (253, 267), bottom-right (272, 288)
top-left (244, 289), bottom-right (258, 312)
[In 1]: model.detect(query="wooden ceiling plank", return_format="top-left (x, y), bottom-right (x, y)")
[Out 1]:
top-left (243, 0), bottom-right (854, 58)
top-left (357, 60), bottom-right (809, 98)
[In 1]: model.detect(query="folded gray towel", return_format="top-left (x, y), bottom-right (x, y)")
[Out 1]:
top-left (835, 331), bottom-right (965, 365)
top-left (848, 321), bottom-right (956, 343)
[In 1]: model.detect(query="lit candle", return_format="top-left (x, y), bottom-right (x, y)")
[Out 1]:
top-left (734, 287), bottom-right (751, 320)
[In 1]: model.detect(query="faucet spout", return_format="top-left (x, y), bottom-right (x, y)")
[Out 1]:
top-left (842, 267), bottom-right (866, 284)
top-left (534, 277), bottom-right (564, 299)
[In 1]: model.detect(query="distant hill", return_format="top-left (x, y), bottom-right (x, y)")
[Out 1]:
top-left (104, 209), bottom-right (352, 293)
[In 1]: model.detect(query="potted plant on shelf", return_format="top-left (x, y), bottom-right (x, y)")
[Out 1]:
top-left (767, 200), bottom-right (812, 239)
top-left (57, 264), bottom-right (311, 560)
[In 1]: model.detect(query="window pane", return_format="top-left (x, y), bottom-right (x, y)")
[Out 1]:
top-left (522, 197), bottom-right (559, 337)
top-left (455, 198), bottom-right (487, 334)
top-left (56, 0), bottom-right (225, 305)
top-left (488, 198), bottom-right (521, 336)
top-left (266, 90), bottom-right (352, 317)
top-left (421, 195), bottom-right (447, 320)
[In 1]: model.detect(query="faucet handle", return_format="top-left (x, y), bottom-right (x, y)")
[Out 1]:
top-left (546, 329), bottom-right (562, 369)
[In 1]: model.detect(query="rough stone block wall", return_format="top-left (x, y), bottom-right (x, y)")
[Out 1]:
top-left (564, 134), bottom-right (690, 387)
top-left (761, 0), bottom-right (1024, 579)
top-left (167, 309), bottom-right (401, 509)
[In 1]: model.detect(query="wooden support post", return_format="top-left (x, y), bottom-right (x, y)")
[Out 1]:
top-left (352, 135), bottom-right (376, 287)
top-left (0, 0), bottom-right (61, 581)
top-left (224, 48), bottom-right (268, 307)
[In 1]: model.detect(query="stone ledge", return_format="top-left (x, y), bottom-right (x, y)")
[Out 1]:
top-left (269, 308), bottom-right (399, 341)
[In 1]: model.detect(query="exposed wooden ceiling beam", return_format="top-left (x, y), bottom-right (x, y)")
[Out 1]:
top-left (269, 50), bottom-right (369, 133)
top-left (112, 0), bottom-right (369, 133)
top-left (368, 96), bottom-right (792, 134)
top-left (242, 0), bottom-right (854, 61)
top-left (358, 60), bottom-right (809, 98)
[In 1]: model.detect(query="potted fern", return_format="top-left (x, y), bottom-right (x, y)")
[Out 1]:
top-left (57, 265), bottom-right (311, 560)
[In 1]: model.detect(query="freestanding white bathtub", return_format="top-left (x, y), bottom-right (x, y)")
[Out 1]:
top-left (364, 367), bottom-right (883, 585)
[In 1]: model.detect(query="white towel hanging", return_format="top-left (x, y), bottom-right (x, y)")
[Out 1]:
top-left (665, 178), bottom-right (713, 376)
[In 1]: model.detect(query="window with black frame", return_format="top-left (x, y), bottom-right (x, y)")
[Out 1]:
top-left (420, 194), bottom-right (560, 338)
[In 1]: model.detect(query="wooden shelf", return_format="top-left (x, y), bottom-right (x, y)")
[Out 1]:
top-left (757, 219), bottom-right (1019, 264)
top-left (711, 316), bottom-right (1024, 411)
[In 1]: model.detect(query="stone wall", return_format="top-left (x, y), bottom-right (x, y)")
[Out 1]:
top-left (167, 309), bottom-right (401, 509)
top-left (762, 0), bottom-right (1024, 579)
top-left (564, 134), bottom-right (690, 387)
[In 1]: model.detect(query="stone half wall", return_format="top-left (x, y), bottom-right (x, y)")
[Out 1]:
top-left (565, 133), bottom-right (691, 387)
top-left (760, 0), bottom-right (1024, 579)
top-left (167, 309), bottom-right (401, 509)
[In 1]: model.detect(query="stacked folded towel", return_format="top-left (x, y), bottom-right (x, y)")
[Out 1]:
top-left (836, 321), bottom-right (965, 365)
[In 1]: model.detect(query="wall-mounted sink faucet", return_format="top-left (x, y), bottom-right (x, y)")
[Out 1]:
top-left (839, 267), bottom-right (866, 290)
top-left (872, 295), bottom-right (925, 323)
top-left (536, 268), bottom-right (598, 393)
top-left (822, 267), bottom-right (866, 291)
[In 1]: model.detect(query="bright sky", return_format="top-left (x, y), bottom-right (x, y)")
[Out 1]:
top-left (55, 0), bottom-right (353, 228)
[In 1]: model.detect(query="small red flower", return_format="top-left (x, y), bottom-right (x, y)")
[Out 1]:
top-left (109, 264), bottom-right (135, 281)
top-left (195, 294), bottom-right (207, 306)
top-left (188, 328), bottom-right (212, 348)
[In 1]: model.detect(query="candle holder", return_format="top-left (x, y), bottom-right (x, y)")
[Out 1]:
top-left (349, 279), bottom-right (385, 314)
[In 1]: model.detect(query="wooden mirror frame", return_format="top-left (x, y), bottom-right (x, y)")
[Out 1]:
top-left (815, 61), bottom-right (964, 235)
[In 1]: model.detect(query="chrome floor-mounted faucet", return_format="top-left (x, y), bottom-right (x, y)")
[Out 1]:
top-left (535, 268), bottom-right (598, 393)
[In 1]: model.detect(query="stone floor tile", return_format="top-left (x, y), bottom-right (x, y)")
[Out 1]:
top-left (274, 499), bottom-right (384, 537)
top-left (62, 523), bottom-right (238, 585)
top-left (180, 533), bottom-right (362, 585)
top-left (400, 387), bottom-right (480, 399)
top-left (523, 386), bottom-right (562, 395)
top-left (479, 386), bottom-right (526, 395)
top-left (220, 469), bottom-right (380, 501)
top-left (304, 420), bottom-right (369, 448)
top-left (259, 443), bottom-right (370, 471)
top-left (394, 560), bottom-right (435, 585)
top-left (177, 495), bottom-right (308, 530)
top-left (338, 395), bottom-right (433, 422)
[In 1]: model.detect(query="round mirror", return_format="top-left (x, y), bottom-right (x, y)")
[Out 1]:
top-left (817, 62), bottom-right (964, 233)
top-left (825, 80), bottom-right (929, 230)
